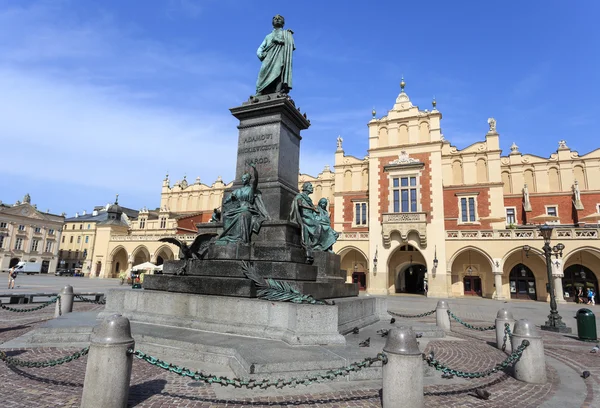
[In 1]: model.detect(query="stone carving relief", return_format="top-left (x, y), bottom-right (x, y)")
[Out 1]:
top-left (388, 151), bottom-right (421, 165)
top-left (501, 158), bottom-right (509, 165)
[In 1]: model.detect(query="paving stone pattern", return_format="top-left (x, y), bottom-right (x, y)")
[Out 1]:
top-left (0, 299), bottom-right (599, 407)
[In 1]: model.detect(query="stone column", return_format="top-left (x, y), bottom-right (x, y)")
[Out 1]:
top-left (55, 285), bottom-right (73, 318)
top-left (81, 314), bottom-right (135, 408)
top-left (435, 300), bottom-right (451, 331)
top-left (495, 309), bottom-right (515, 353)
top-left (382, 328), bottom-right (423, 408)
top-left (510, 319), bottom-right (546, 384)
top-left (552, 259), bottom-right (566, 303)
top-left (492, 258), bottom-right (505, 300)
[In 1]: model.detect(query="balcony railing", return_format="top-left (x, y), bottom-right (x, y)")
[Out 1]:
top-left (339, 231), bottom-right (369, 240)
top-left (446, 228), bottom-right (599, 240)
top-left (382, 212), bottom-right (428, 247)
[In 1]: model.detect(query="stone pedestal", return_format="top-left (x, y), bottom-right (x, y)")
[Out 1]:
top-left (147, 94), bottom-right (358, 300)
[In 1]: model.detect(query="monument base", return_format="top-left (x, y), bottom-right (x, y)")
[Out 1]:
top-left (541, 324), bottom-right (572, 334)
top-left (99, 289), bottom-right (384, 345)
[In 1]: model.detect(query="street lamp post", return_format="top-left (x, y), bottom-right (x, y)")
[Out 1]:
top-left (525, 225), bottom-right (571, 333)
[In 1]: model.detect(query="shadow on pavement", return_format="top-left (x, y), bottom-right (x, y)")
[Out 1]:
top-left (154, 389), bottom-right (381, 406)
top-left (424, 374), bottom-right (509, 397)
top-left (0, 324), bottom-right (31, 333)
top-left (9, 365), bottom-right (84, 388)
top-left (129, 379), bottom-right (167, 405)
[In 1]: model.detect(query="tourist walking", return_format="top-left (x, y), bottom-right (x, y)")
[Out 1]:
top-left (587, 288), bottom-right (596, 306)
top-left (577, 287), bottom-right (585, 304)
top-left (7, 266), bottom-right (17, 289)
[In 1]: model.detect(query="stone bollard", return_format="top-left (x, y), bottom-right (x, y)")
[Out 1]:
top-left (495, 309), bottom-right (515, 353)
top-left (382, 327), bottom-right (423, 408)
top-left (55, 285), bottom-right (74, 318)
top-left (81, 314), bottom-right (135, 408)
top-left (435, 300), bottom-right (451, 331)
top-left (510, 319), bottom-right (546, 384)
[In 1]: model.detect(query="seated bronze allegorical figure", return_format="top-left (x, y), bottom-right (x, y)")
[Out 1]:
top-left (216, 164), bottom-right (269, 245)
top-left (290, 182), bottom-right (339, 262)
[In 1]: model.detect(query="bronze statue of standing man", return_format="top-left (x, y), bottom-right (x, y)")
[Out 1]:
top-left (256, 15), bottom-right (294, 95)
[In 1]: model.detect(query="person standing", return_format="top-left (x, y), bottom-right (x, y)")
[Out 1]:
top-left (577, 287), bottom-right (585, 304)
top-left (8, 266), bottom-right (17, 289)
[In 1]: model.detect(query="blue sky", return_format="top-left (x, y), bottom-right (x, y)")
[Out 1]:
top-left (1, 0), bottom-right (599, 216)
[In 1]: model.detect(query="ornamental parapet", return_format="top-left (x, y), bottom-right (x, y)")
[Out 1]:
top-left (382, 212), bottom-right (427, 248)
top-left (446, 228), bottom-right (599, 240)
top-left (110, 234), bottom-right (196, 242)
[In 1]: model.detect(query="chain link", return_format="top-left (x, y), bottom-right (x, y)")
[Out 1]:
top-left (0, 296), bottom-right (60, 313)
top-left (128, 348), bottom-right (387, 389)
top-left (447, 310), bottom-right (496, 331)
top-left (425, 340), bottom-right (529, 378)
top-left (388, 309), bottom-right (436, 319)
top-left (501, 323), bottom-right (512, 351)
top-left (0, 346), bottom-right (89, 368)
top-left (74, 294), bottom-right (106, 305)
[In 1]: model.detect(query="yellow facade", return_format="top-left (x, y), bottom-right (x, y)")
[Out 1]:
top-left (78, 81), bottom-right (600, 304)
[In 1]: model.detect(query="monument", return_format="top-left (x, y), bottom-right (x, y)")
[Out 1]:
top-left (143, 14), bottom-right (358, 300)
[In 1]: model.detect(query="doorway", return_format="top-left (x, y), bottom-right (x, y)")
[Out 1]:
top-left (41, 260), bottom-right (50, 274)
top-left (352, 272), bottom-right (366, 290)
top-left (509, 264), bottom-right (536, 300)
top-left (463, 276), bottom-right (482, 296)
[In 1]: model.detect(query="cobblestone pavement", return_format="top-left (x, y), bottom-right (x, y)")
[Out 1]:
top-left (0, 297), bottom-right (598, 407)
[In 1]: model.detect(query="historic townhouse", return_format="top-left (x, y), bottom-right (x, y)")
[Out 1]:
top-left (0, 194), bottom-right (64, 273)
top-left (81, 80), bottom-right (600, 304)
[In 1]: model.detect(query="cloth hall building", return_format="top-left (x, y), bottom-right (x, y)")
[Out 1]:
top-left (73, 81), bottom-right (600, 304)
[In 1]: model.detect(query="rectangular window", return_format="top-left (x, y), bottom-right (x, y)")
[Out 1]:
top-left (85, 236), bottom-right (89, 243)
top-left (393, 176), bottom-right (418, 213)
top-left (79, 224), bottom-right (83, 229)
top-left (460, 196), bottom-right (477, 223)
top-left (506, 208), bottom-right (516, 225)
top-left (546, 206), bottom-right (557, 217)
top-left (34, 227), bottom-right (41, 233)
top-left (87, 224), bottom-right (91, 229)
top-left (31, 239), bottom-right (39, 252)
top-left (15, 238), bottom-right (23, 250)
top-left (0, 222), bottom-right (7, 228)
top-left (18, 225), bottom-right (25, 231)
top-left (77, 236), bottom-right (81, 244)
top-left (160, 218), bottom-right (167, 229)
top-left (70, 236), bottom-right (73, 244)
top-left (354, 202), bottom-right (368, 226)
top-left (0, 235), bottom-right (4, 248)
top-left (72, 225), bottom-right (75, 229)
top-left (140, 218), bottom-right (146, 229)
top-left (48, 229), bottom-right (55, 235)
top-left (45, 241), bottom-right (52, 253)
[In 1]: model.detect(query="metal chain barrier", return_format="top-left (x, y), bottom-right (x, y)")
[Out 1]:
top-left (0, 296), bottom-right (60, 313)
top-left (74, 295), bottom-right (106, 305)
top-left (388, 309), bottom-right (436, 319)
top-left (447, 310), bottom-right (496, 331)
top-left (128, 348), bottom-right (387, 389)
top-left (424, 339), bottom-right (529, 378)
top-left (0, 346), bottom-right (89, 368)
top-left (501, 323), bottom-right (512, 351)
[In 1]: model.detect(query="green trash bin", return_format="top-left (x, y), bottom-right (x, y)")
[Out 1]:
top-left (576, 308), bottom-right (598, 341)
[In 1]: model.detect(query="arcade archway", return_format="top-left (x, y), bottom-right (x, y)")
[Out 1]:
top-left (388, 244), bottom-right (427, 294)
top-left (339, 248), bottom-right (369, 290)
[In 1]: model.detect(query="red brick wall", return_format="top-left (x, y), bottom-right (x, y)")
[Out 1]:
top-left (502, 192), bottom-right (600, 225)
top-left (176, 212), bottom-right (211, 233)
top-left (444, 187), bottom-right (491, 230)
top-left (341, 193), bottom-right (369, 231)
top-left (579, 193), bottom-right (600, 223)
top-left (378, 153), bottom-right (432, 222)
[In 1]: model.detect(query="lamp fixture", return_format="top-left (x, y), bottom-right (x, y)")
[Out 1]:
top-left (467, 250), bottom-right (473, 275)
top-left (520, 248), bottom-right (526, 277)
top-left (433, 246), bottom-right (439, 269)
top-left (409, 255), bottom-right (413, 276)
top-left (373, 246), bottom-right (378, 273)
top-left (580, 252), bottom-right (586, 279)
